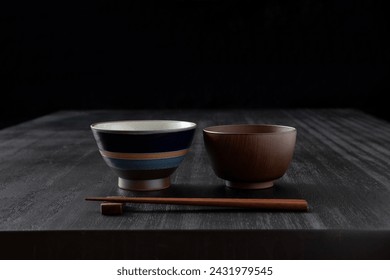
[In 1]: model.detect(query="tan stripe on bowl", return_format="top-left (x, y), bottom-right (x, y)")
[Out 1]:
top-left (99, 149), bottom-right (189, 160)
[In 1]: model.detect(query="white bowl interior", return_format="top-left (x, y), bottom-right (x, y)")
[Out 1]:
top-left (92, 120), bottom-right (196, 132)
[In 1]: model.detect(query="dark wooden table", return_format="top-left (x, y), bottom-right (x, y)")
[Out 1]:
top-left (1, 109), bottom-right (390, 259)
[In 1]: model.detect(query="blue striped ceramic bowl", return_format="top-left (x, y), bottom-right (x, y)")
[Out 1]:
top-left (91, 120), bottom-right (196, 191)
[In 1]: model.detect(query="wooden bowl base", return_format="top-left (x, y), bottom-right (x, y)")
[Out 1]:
top-left (225, 180), bottom-right (274, 189)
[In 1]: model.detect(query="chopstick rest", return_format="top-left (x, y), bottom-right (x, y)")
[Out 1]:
top-left (100, 202), bottom-right (124, 215)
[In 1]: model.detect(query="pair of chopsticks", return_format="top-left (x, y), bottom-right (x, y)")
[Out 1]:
top-left (85, 196), bottom-right (309, 212)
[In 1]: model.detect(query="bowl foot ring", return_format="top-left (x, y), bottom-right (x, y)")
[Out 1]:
top-left (118, 177), bottom-right (170, 191)
top-left (226, 180), bottom-right (274, 189)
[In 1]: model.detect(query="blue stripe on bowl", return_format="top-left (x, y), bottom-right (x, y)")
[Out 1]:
top-left (103, 156), bottom-right (186, 170)
top-left (92, 129), bottom-right (196, 153)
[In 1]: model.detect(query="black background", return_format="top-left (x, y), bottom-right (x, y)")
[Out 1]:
top-left (1, 0), bottom-right (389, 127)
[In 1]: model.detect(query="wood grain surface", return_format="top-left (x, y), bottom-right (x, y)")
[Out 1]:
top-left (1, 109), bottom-right (390, 259)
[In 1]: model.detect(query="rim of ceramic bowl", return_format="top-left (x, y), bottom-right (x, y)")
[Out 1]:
top-left (203, 124), bottom-right (296, 135)
top-left (91, 120), bottom-right (197, 134)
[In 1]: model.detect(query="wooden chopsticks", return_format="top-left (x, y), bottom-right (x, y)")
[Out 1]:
top-left (86, 196), bottom-right (309, 212)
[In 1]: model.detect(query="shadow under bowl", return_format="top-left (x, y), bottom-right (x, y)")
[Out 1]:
top-left (203, 124), bottom-right (297, 189)
top-left (91, 120), bottom-right (196, 191)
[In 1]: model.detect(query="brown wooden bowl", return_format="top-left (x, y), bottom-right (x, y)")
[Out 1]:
top-left (203, 124), bottom-right (297, 189)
